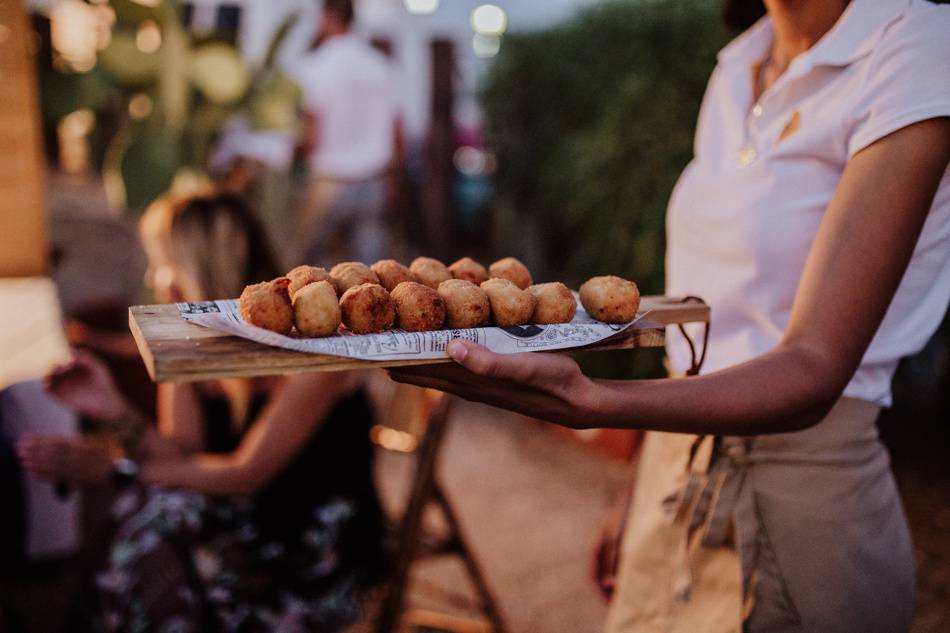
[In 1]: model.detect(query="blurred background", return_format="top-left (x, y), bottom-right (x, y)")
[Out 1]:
top-left (1, 0), bottom-right (947, 631)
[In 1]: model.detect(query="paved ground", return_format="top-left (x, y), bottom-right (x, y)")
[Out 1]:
top-left (373, 401), bottom-right (629, 633)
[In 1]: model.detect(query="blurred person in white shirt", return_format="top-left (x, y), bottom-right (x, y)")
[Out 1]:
top-left (290, 0), bottom-right (405, 265)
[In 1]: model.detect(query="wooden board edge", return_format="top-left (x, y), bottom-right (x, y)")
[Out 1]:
top-left (639, 298), bottom-right (710, 325)
top-left (137, 327), bottom-right (665, 383)
top-left (128, 307), bottom-right (158, 381)
top-left (152, 357), bottom-right (450, 382)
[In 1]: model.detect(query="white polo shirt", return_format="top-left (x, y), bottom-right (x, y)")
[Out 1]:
top-left (666, 0), bottom-right (950, 406)
top-left (289, 33), bottom-right (401, 180)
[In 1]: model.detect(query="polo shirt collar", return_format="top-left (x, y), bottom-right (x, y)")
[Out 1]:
top-left (717, 15), bottom-right (772, 66)
top-left (717, 0), bottom-right (909, 71)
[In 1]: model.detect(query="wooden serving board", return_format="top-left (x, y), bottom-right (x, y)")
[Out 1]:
top-left (129, 296), bottom-right (709, 383)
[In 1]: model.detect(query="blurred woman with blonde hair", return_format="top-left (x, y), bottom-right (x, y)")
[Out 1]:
top-left (19, 192), bottom-right (387, 633)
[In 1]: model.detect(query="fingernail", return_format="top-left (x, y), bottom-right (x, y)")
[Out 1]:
top-left (447, 339), bottom-right (468, 362)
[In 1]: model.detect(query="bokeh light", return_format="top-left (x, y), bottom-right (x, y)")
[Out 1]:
top-left (454, 146), bottom-right (497, 175)
top-left (50, 0), bottom-right (99, 72)
top-left (403, 0), bottom-right (440, 16)
top-left (93, 5), bottom-right (116, 51)
top-left (128, 93), bottom-right (154, 120)
top-left (472, 33), bottom-right (501, 58)
top-left (57, 109), bottom-right (96, 174)
top-left (370, 425), bottom-right (418, 452)
top-left (189, 43), bottom-right (251, 105)
top-left (135, 20), bottom-right (162, 54)
top-left (471, 4), bottom-right (507, 36)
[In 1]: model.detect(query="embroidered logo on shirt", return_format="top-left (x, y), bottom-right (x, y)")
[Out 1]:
top-left (778, 111), bottom-right (801, 143)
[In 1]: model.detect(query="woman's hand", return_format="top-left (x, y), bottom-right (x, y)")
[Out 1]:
top-left (46, 349), bottom-right (127, 423)
top-left (389, 339), bottom-right (601, 429)
top-left (17, 434), bottom-right (113, 485)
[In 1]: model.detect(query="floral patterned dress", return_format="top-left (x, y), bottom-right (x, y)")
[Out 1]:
top-left (95, 389), bottom-right (387, 633)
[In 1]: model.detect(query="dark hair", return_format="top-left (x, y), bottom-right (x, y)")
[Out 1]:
top-left (722, 0), bottom-right (766, 33)
top-left (323, 0), bottom-right (354, 27)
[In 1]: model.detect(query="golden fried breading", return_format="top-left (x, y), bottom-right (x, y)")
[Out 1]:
top-left (339, 283), bottom-right (395, 334)
top-left (390, 281), bottom-right (446, 332)
top-left (292, 280), bottom-right (340, 337)
top-left (527, 282), bottom-right (577, 324)
top-left (371, 259), bottom-right (417, 292)
top-left (409, 257), bottom-right (452, 289)
top-left (329, 262), bottom-right (379, 295)
top-left (480, 278), bottom-right (537, 326)
top-left (239, 277), bottom-right (294, 334)
top-left (438, 279), bottom-right (490, 329)
top-left (286, 265), bottom-right (331, 298)
top-left (488, 257), bottom-right (533, 290)
top-left (579, 275), bottom-right (640, 323)
top-left (448, 256), bottom-right (489, 285)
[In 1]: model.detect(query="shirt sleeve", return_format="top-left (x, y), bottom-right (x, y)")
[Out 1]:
top-left (846, 2), bottom-right (950, 158)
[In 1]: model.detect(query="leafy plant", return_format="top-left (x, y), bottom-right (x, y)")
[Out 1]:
top-left (40, 1), bottom-right (301, 213)
top-left (480, 0), bottom-right (729, 377)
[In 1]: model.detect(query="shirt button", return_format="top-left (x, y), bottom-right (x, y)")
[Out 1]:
top-left (738, 146), bottom-right (757, 166)
top-left (752, 104), bottom-right (763, 118)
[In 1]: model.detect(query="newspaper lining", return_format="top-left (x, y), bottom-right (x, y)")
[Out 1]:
top-left (177, 298), bottom-right (650, 361)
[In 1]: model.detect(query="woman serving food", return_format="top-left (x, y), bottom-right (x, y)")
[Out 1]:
top-left (392, 0), bottom-right (950, 631)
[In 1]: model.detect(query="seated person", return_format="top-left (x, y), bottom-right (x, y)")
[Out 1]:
top-left (18, 193), bottom-right (387, 633)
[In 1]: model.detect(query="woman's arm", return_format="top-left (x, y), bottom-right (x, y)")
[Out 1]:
top-left (138, 371), bottom-right (350, 496)
top-left (156, 382), bottom-right (204, 453)
top-left (21, 360), bottom-right (353, 495)
top-left (39, 350), bottom-right (185, 459)
top-left (391, 117), bottom-right (950, 435)
top-left (19, 351), bottom-right (189, 481)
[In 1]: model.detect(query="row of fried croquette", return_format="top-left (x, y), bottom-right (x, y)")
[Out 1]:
top-left (238, 256), bottom-right (640, 337)
top-left (285, 256), bottom-right (533, 296)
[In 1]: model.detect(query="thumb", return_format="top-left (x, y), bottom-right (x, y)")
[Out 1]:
top-left (446, 339), bottom-right (534, 382)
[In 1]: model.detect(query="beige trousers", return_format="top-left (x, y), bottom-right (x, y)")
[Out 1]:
top-left (605, 397), bottom-right (914, 633)
top-left (297, 175), bottom-right (387, 265)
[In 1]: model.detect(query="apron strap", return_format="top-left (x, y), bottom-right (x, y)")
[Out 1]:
top-left (661, 435), bottom-right (752, 602)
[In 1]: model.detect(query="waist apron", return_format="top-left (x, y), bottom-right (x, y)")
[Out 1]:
top-left (605, 397), bottom-right (915, 633)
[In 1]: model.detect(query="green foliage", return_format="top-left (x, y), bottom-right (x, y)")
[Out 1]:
top-left (39, 1), bottom-right (302, 214)
top-left (110, 0), bottom-right (165, 24)
top-left (480, 0), bottom-right (729, 378)
top-left (120, 132), bottom-right (182, 211)
top-left (98, 31), bottom-right (161, 87)
top-left (40, 67), bottom-right (113, 124)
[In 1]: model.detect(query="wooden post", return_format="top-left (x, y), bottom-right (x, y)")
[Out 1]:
top-left (0, 0), bottom-right (49, 277)
top-left (421, 38), bottom-right (456, 259)
top-left (0, 3), bottom-right (71, 387)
